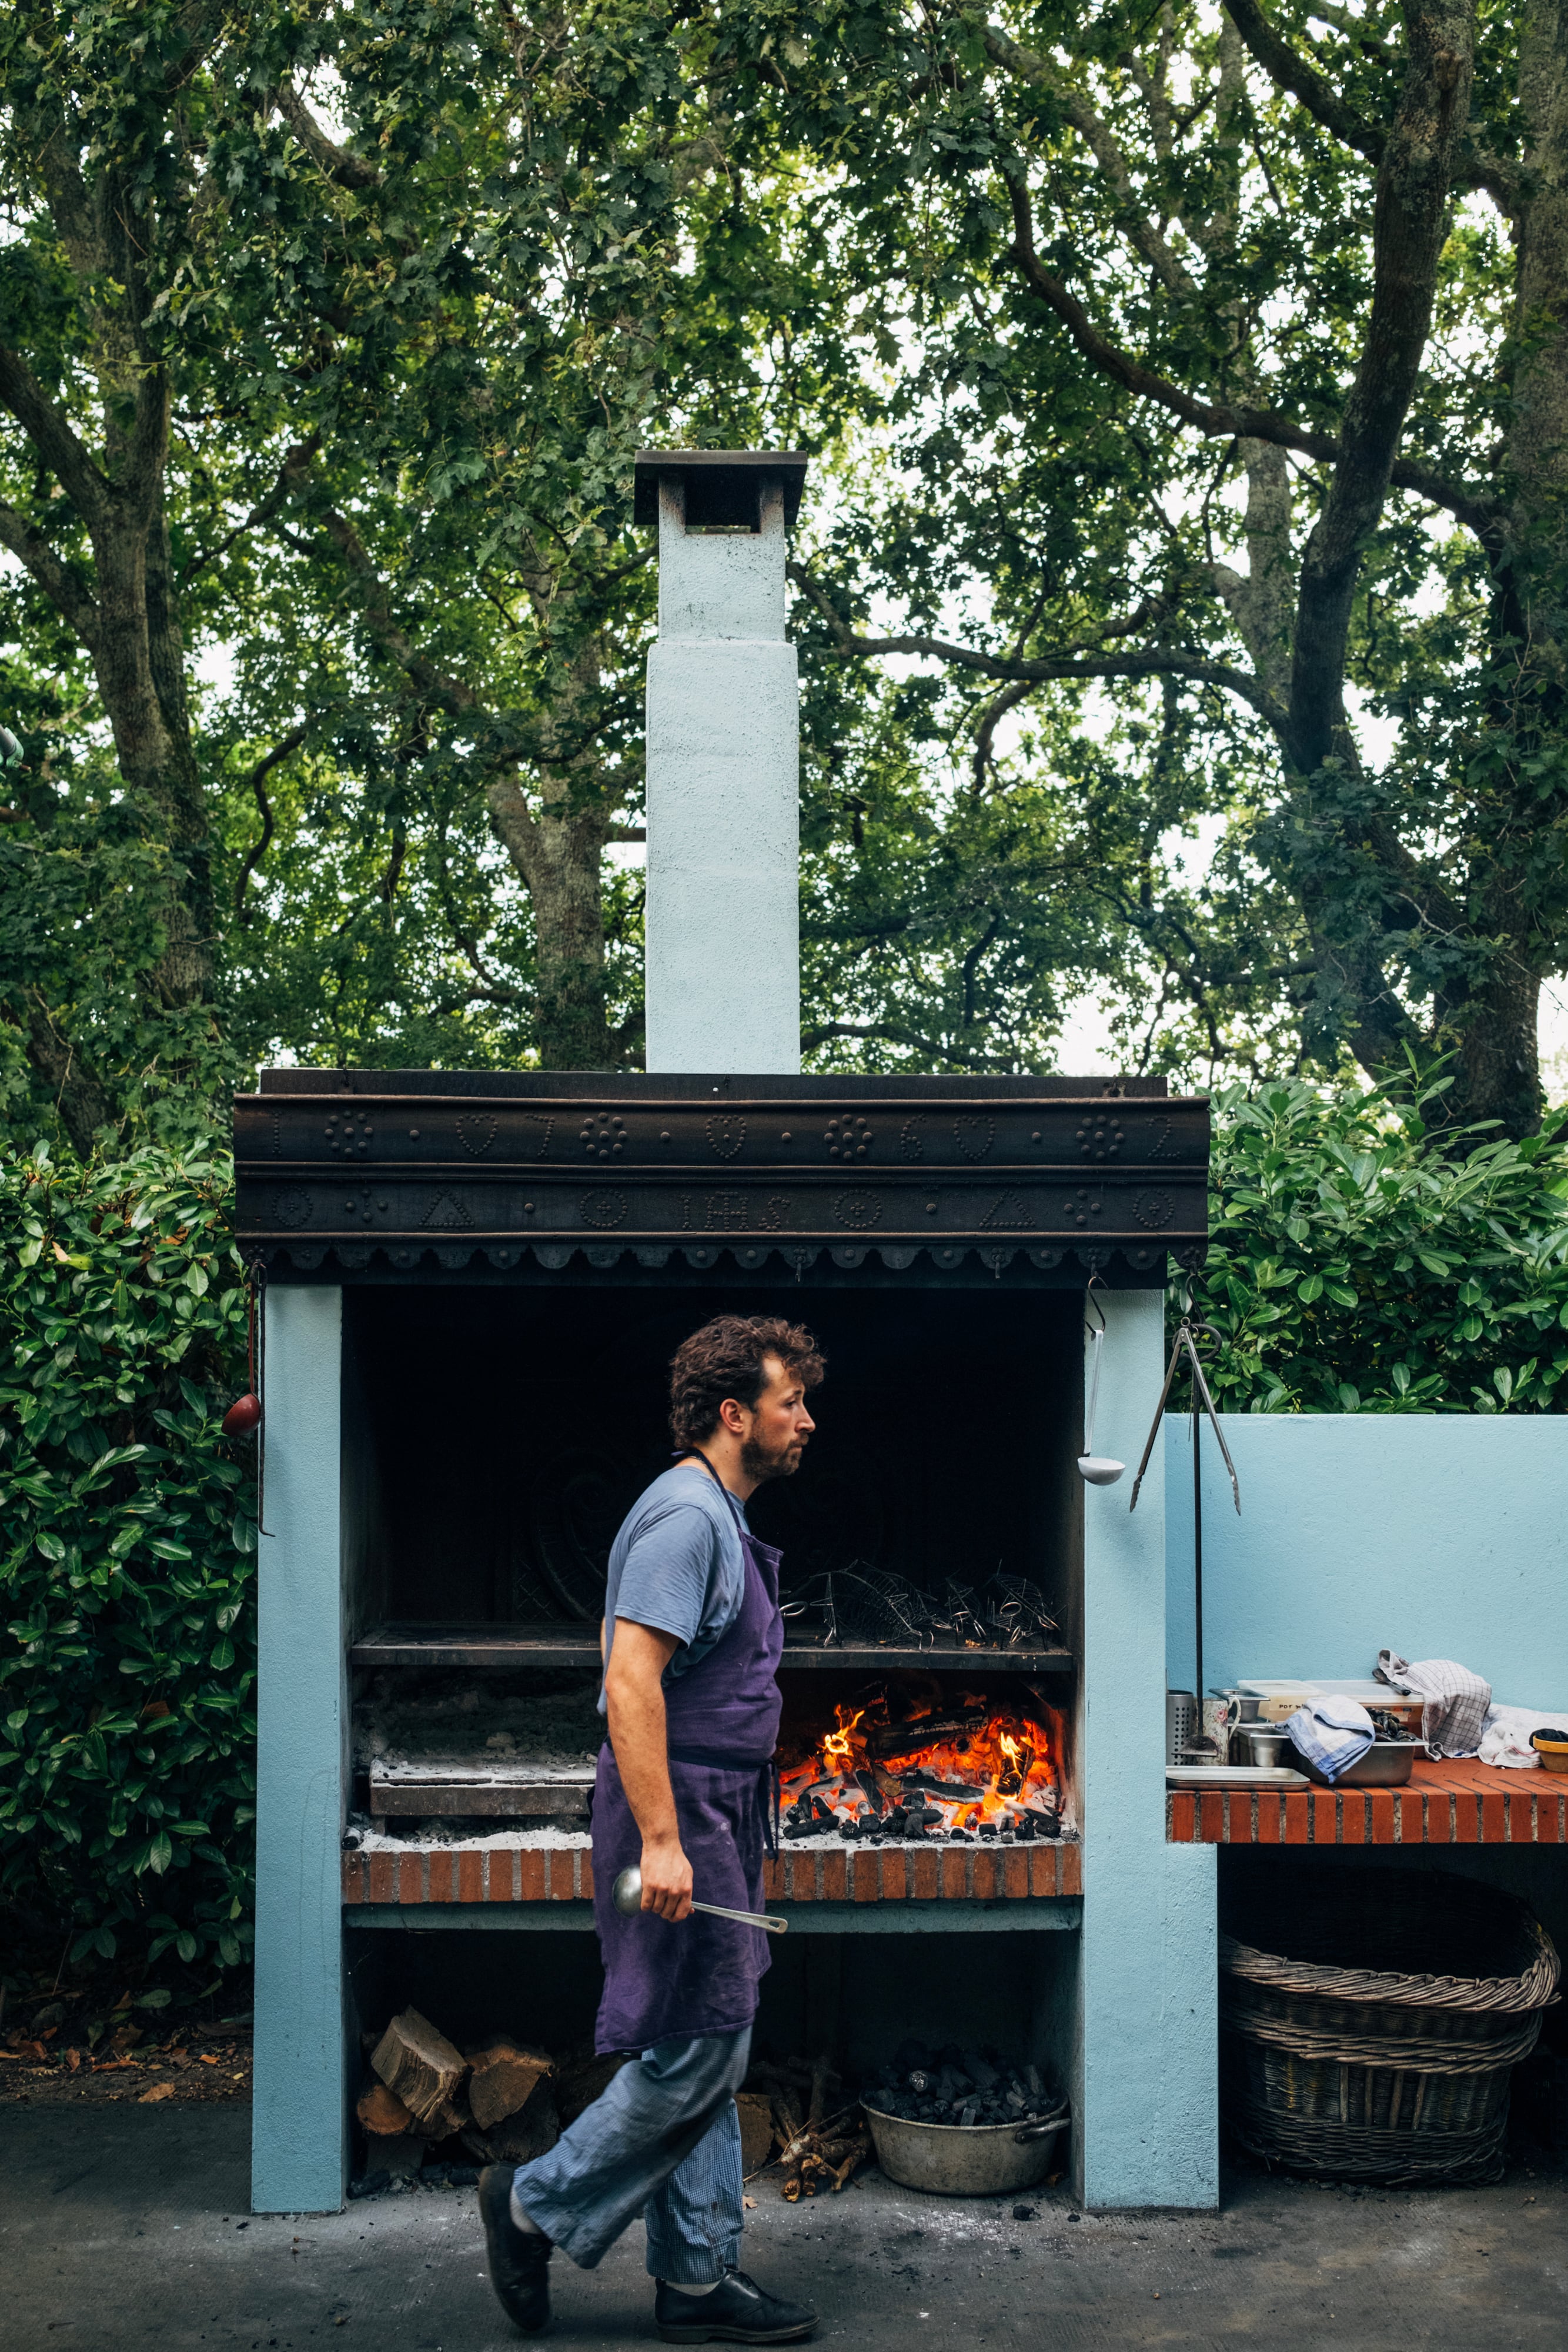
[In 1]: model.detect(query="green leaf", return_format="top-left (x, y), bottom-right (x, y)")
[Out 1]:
top-left (1296, 1273), bottom-right (1323, 1304)
top-left (147, 1831), bottom-right (173, 1875)
top-left (35, 1528), bottom-right (66, 1562)
top-left (210, 1636), bottom-right (235, 1671)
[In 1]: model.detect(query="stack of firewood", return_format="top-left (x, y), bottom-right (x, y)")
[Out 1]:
top-left (356, 2007), bottom-right (558, 2177)
top-left (356, 2012), bottom-right (870, 2202)
top-left (739, 2056), bottom-right (870, 2200)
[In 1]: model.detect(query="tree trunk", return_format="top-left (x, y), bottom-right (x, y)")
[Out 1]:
top-left (485, 780), bottom-right (616, 1068)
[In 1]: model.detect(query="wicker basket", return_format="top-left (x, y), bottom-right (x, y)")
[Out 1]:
top-left (1220, 1867), bottom-right (1559, 2184)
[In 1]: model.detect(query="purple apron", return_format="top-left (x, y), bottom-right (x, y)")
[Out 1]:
top-left (592, 1469), bottom-right (784, 2053)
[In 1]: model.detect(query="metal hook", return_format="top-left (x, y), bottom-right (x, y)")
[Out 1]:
top-left (1084, 1271), bottom-right (1108, 1338)
top-left (1127, 1317), bottom-right (1241, 1515)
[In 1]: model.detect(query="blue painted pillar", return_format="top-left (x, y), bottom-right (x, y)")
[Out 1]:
top-left (1078, 1290), bottom-right (1217, 2208)
top-left (252, 1286), bottom-right (347, 2213)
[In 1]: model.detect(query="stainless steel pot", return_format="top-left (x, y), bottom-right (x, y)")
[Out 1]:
top-left (863, 2103), bottom-right (1069, 2196)
top-left (1287, 1738), bottom-right (1417, 1788)
top-left (1238, 1725), bottom-right (1292, 1769)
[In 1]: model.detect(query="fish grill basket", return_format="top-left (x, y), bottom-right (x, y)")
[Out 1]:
top-left (1220, 1867), bottom-right (1559, 2184)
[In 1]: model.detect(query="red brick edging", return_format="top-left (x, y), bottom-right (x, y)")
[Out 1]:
top-left (1167, 1759), bottom-right (1567, 1847)
top-left (342, 1839), bottom-right (1081, 1906)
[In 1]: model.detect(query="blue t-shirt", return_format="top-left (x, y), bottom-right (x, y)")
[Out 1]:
top-left (598, 1463), bottom-right (750, 1714)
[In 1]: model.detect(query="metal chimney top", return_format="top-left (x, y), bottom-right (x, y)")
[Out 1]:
top-left (633, 447), bottom-right (810, 530)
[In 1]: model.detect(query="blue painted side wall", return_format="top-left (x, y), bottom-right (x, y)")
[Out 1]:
top-left (1079, 1292), bottom-right (1218, 2210)
top-left (252, 1287), bottom-right (347, 2214)
top-left (1165, 1414), bottom-right (1568, 1703)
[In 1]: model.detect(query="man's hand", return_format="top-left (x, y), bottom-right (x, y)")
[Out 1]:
top-left (640, 1830), bottom-right (694, 1922)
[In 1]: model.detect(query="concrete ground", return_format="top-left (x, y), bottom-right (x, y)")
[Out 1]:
top-left (2, 2104), bottom-right (1565, 2352)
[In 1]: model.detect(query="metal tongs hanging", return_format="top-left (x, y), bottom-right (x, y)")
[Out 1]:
top-left (1127, 1312), bottom-right (1240, 1516)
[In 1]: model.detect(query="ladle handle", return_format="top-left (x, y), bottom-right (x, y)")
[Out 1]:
top-left (1084, 1324), bottom-right (1104, 1456)
top-left (691, 1898), bottom-right (788, 1935)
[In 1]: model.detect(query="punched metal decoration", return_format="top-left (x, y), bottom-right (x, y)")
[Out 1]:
top-left (234, 1075), bottom-right (1210, 1280)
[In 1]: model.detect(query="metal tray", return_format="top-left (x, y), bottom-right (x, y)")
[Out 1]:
top-left (1286, 1738), bottom-right (1417, 1788)
top-left (1166, 1765), bottom-right (1309, 1788)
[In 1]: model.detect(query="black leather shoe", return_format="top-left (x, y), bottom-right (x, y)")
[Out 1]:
top-left (478, 2166), bottom-right (553, 2334)
top-left (654, 2268), bottom-right (817, 2344)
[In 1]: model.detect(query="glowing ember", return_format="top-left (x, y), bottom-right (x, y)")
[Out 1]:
top-left (778, 1689), bottom-right (1065, 1840)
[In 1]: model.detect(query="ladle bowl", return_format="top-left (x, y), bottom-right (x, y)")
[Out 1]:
top-left (610, 1865), bottom-right (787, 1934)
top-left (1076, 1454), bottom-right (1125, 1486)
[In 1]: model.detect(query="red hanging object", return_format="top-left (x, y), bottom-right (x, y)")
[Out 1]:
top-left (223, 1262), bottom-right (264, 1436)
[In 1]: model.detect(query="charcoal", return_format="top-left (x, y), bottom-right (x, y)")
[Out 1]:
top-left (977, 1821), bottom-right (998, 1839)
top-left (784, 1819), bottom-right (816, 1841)
top-left (959, 2100), bottom-right (978, 2127)
top-left (1024, 2063), bottom-right (1043, 2096)
top-left (963, 2052), bottom-right (999, 2093)
top-left (1012, 2204), bottom-right (1037, 2221)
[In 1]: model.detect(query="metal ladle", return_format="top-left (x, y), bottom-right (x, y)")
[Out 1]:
top-left (1076, 1282), bottom-right (1125, 1486)
top-left (611, 1865), bottom-right (788, 1935)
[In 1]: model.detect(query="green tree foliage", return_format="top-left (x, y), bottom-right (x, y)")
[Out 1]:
top-left (1193, 1074), bottom-right (1568, 1411)
top-left (0, 1142), bottom-right (256, 1979)
top-left (713, 0), bottom-right (1568, 1130)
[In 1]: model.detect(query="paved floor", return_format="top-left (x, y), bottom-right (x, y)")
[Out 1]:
top-left (2, 2104), bottom-right (1565, 2351)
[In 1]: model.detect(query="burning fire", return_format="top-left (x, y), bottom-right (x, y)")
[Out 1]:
top-left (780, 1690), bottom-right (1064, 1840)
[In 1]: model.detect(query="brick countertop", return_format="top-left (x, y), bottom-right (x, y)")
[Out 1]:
top-left (1167, 1757), bottom-right (1568, 1847)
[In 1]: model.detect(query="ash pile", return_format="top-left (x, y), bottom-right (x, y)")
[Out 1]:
top-left (862, 2038), bottom-right (1061, 2130)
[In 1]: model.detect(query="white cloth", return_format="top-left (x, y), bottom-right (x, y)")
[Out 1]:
top-left (1478, 1704), bottom-right (1568, 1770)
top-left (1286, 1696), bottom-right (1376, 1783)
top-left (1376, 1651), bottom-right (1491, 1759)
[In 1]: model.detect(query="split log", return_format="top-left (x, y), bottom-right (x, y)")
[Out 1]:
top-left (462, 2084), bottom-right (560, 2167)
top-left (736, 2091), bottom-right (775, 2176)
top-left (356, 2079), bottom-right (416, 2137)
top-left (556, 2050), bottom-right (628, 2126)
top-left (466, 2039), bottom-right (553, 2132)
top-left (370, 2007), bottom-right (469, 2129)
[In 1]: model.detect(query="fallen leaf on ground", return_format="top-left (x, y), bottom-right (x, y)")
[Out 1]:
top-left (743, 2196), bottom-right (756, 2210)
top-left (200, 2053), bottom-right (219, 2065)
top-left (139, 2082), bottom-right (176, 2104)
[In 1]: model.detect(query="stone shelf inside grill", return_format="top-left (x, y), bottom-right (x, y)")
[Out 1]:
top-left (369, 1757), bottom-right (594, 1819)
top-left (350, 1622), bottom-right (1072, 1673)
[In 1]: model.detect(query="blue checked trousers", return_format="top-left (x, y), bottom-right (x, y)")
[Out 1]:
top-left (511, 2027), bottom-right (750, 2284)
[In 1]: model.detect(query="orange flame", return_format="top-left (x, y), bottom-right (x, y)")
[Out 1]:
top-left (821, 1705), bottom-right (865, 1765)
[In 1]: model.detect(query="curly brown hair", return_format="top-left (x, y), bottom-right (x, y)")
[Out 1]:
top-left (668, 1315), bottom-right (826, 1449)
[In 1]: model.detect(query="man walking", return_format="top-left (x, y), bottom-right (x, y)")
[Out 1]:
top-left (479, 1313), bottom-right (824, 2343)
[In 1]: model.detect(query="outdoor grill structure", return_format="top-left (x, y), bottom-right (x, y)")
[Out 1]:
top-left (245, 453), bottom-right (1220, 2217)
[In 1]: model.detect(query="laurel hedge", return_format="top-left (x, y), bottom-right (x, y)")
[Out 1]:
top-left (0, 1144), bottom-right (256, 1991)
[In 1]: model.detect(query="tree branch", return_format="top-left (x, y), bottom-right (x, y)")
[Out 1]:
top-left (0, 498), bottom-right (101, 649)
top-left (799, 1020), bottom-right (1004, 1071)
top-left (982, 28), bottom-right (1199, 296)
top-left (1288, 1), bottom-right (1476, 771)
top-left (179, 435), bottom-right (322, 584)
top-left (0, 344), bottom-right (113, 530)
top-left (234, 724), bottom-right (307, 922)
top-left (789, 560), bottom-right (1287, 733)
top-left (270, 82), bottom-right (384, 190)
top-left (1001, 175), bottom-right (1500, 536)
top-left (1223, 0), bottom-right (1523, 216)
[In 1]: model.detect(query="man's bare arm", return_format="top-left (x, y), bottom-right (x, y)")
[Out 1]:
top-left (603, 1619), bottom-right (694, 1922)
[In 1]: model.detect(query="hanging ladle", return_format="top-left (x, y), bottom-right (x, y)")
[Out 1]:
top-left (611, 1866), bottom-right (788, 1934)
top-left (1077, 1279), bottom-right (1125, 1485)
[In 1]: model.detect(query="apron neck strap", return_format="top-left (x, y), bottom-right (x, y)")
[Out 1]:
top-left (675, 1445), bottom-right (747, 1534)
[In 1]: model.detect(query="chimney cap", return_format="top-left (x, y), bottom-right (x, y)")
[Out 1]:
top-left (633, 448), bottom-right (810, 529)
